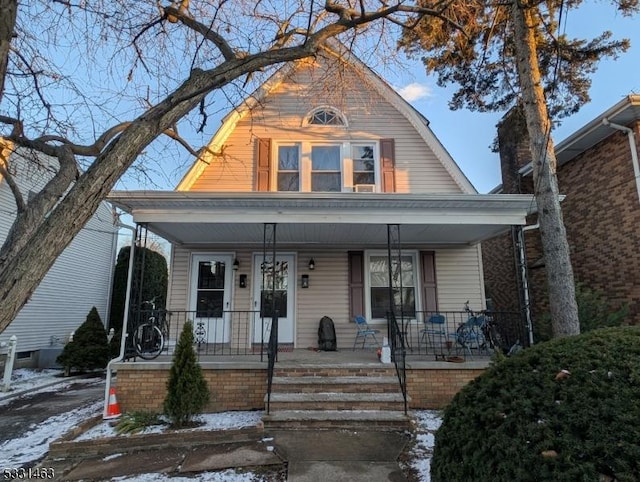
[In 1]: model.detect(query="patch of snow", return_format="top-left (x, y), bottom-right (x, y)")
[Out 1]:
top-left (112, 469), bottom-right (258, 481)
top-left (407, 410), bottom-right (443, 482)
top-left (0, 400), bottom-right (102, 467)
top-left (103, 453), bottom-right (124, 461)
top-left (76, 411), bottom-right (264, 441)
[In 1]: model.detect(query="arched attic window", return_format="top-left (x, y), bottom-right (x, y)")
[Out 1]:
top-left (303, 106), bottom-right (348, 127)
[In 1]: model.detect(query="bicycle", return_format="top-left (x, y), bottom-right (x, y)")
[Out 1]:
top-left (131, 298), bottom-right (167, 360)
top-left (455, 301), bottom-right (506, 354)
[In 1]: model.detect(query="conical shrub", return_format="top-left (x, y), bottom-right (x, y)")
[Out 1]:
top-left (163, 320), bottom-right (210, 428)
top-left (56, 307), bottom-right (109, 375)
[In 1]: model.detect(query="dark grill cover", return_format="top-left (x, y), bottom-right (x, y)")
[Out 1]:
top-left (318, 316), bottom-right (337, 351)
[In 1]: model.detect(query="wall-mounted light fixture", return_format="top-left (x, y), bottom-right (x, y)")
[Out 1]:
top-left (233, 258), bottom-right (240, 271)
top-left (301, 274), bottom-right (309, 288)
top-left (239, 274), bottom-right (247, 288)
top-left (308, 258), bottom-right (315, 270)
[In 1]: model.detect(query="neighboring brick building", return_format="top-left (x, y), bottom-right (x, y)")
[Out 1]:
top-left (483, 95), bottom-right (640, 329)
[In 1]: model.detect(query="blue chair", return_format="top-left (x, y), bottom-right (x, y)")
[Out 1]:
top-left (420, 314), bottom-right (447, 356)
top-left (353, 315), bottom-right (380, 350)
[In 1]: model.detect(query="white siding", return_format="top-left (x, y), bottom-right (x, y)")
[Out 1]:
top-left (189, 55), bottom-right (462, 194)
top-left (434, 245), bottom-right (486, 312)
top-left (0, 148), bottom-right (118, 354)
top-left (167, 246), bottom-right (485, 350)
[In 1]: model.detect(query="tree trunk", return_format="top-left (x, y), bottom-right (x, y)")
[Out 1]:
top-left (0, 0), bottom-right (17, 101)
top-left (0, 34), bottom-right (346, 333)
top-left (510, 1), bottom-right (580, 336)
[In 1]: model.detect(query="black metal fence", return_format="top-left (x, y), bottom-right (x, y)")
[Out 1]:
top-left (393, 310), bottom-right (530, 360)
top-left (128, 309), bottom-right (270, 359)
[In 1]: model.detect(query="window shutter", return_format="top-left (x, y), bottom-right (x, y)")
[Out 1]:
top-left (380, 138), bottom-right (395, 193)
top-left (348, 251), bottom-right (365, 320)
top-left (256, 138), bottom-right (271, 191)
top-left (421, 251), bottom-right (438, 312)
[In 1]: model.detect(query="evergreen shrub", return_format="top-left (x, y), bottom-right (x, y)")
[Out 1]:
top-left (431, 327), bottom-right (640, 482)
top-left (163, 320), bottom-right (210, 428)
top-left (56, 307), bottom-right (110, 375)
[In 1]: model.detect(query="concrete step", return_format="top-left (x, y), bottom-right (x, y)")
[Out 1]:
top-left (270, 376), bottom-right (400, 394)
top-left (262, 410), bottom-right (413, 430)
top-left (273, 367), bottom-right (395, 378)
top-left (266, 392), bottom-right (407, 411)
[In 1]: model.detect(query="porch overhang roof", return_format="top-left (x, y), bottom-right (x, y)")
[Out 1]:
top-left (108, 191), bottom-right (535, 246)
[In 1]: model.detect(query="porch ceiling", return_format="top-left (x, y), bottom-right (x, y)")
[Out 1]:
top-left (108, 191), bottom-right (535, 246)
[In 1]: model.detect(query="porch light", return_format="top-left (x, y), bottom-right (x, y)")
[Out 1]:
top-left (308, 258), bottom-right (315, 270)
top-left (233, 258), bottom-right (240, 270)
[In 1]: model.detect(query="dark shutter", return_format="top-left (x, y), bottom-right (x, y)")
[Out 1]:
top-left (348, 251), bottom-right (365, 320)
top-left (380, 138), bottom-right (395, 193)
top-left (421, 251), bottom-right (438, 312)
top-left (256, 138), bottom-right (271, 191)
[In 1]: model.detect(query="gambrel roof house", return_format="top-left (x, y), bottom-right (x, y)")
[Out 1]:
top-left (0, 143), bottom-right (118, 368)
top-left (107, 44), bottom-right (534, 418)
top-left (483, 95), bottom-right (640, 331)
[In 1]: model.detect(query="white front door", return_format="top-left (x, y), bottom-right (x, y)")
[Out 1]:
top-left (189, 254), bottom-right (234, 343)
top-left (252, 253), bottom-right (295, 345)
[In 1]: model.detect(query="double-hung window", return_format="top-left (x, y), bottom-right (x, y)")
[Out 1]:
top-left (311, 145), bottom-right (341, 192)
top-left (273, 141), bottom-right (377, 192)
top-left (277, 145), bottom-right (300, 191)
top-left (367, 252), bottom-right (418, 321)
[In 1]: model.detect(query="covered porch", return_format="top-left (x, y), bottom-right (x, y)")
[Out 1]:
top-left (108, 191), bottom-right (534, 359)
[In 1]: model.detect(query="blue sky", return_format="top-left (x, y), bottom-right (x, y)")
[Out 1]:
top-left (386, 3), bottom-right (640, 193)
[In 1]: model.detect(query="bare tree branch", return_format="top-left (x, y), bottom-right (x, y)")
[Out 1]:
top-left (0, 145), bottom-right (25, 213)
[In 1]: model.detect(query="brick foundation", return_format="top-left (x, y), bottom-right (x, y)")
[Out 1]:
top-left (113, 361), bottom-right (485, 412)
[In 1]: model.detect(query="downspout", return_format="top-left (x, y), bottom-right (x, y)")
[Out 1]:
top-left (602, 118), bottom-right (640, 203)
top-left (103, 221), bottom-right (137, 419)
top-left (520, 223), bottom-right (539, 346)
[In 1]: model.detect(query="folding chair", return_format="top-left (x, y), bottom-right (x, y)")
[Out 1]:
top-left (420, 314), bottom-right (447, 359)
top-left (352, 315), bottom-right (380, 350)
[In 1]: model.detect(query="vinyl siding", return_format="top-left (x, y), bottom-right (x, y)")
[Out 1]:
top-left (167, 246), bottom-right (485, 350)
top-left (0, 150), bottom-right (117, 353)
top-left (188, 55), bottom-right (462, 194)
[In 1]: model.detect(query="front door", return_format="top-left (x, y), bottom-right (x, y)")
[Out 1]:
top-left (189, 254), bottom-right (234, 343)
top-left (252, 253), bottom-right (295, 345)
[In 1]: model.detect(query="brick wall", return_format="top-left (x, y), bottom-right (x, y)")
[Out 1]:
top-left (114, 363), bottom-right (485, 412)
top-left (484, 119), bottom-right (640, 329)
top-left (115, 364), bottom-right (267, 412)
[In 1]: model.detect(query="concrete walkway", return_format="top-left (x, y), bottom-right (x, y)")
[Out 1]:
top-left (271, 429), bottom-right (411, 481)
top-left (41, 427), bottom-right (412, 481)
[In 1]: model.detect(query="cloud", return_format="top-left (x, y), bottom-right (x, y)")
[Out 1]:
top-left (396, 82), bottom-right (432, 102)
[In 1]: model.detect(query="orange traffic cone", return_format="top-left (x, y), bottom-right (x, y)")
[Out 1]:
top-left (104, 387), bottom-right (122, 420)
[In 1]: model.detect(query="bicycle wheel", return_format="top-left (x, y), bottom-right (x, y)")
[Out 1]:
top-left (134, 323), bottom-right (164, 360)
top-left (487, 324), bottom-right (505, 353)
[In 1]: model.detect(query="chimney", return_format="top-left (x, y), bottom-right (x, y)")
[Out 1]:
top-left (497, 105), bottom-right (531, 194)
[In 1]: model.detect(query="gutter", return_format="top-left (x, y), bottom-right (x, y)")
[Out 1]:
top-left (602, 118), bottom-right (640, 203)
top-left (103, 221), bottom-right (137, 419)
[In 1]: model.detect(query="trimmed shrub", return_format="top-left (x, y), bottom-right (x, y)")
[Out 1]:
top-left (108, 246), bottom-right (168, 332)
top-left (431, 327), bottom-right (640, 482)
top-left (163, 320), bottom-right (210, 428)
top-left (56, 307), bottom-right (110, 375)
top-left (534, 282), bottom-right (628, 342)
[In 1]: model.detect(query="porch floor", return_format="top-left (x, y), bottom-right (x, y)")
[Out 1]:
top-left (120, 347), bottom-right (491, 369)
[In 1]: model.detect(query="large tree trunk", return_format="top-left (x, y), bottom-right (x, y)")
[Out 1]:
top-left (0, 0), bottom-right (17, 100)
top-left (0, 34), bottom-right (346, 333)
top-left (510, 1), bottom-right (580, 336)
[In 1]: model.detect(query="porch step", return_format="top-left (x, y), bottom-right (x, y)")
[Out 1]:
top-left (270, 375), bottom-right (400, 393)
top-left (261, 410), bottom-right (413, 430)
top-left (262, 367), bottom-right (410, 430)
top-left (267, 392), bottom-right (406, 411)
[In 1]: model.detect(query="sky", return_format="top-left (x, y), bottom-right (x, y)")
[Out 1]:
top-left (128, 2), bottom-right (639, 195)
top-left (382, 3), bottom-right (640, 193)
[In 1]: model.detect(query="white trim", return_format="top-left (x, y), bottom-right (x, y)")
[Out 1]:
top-left (364, 250), bottom-right (420, 325)
top-left (302, 105), bottom-right (349, 127)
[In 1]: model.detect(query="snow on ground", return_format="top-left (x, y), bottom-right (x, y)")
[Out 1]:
top-left (0, 400), bottom-right (103, 467)
top-left (1, 369), bottom-right (443, 480)
top-left (76, 411), bottom-right (264, 440)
